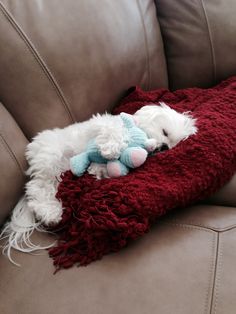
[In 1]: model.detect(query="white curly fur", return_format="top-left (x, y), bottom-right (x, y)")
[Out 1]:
top-left (0, 103), bottom-right (197, 264)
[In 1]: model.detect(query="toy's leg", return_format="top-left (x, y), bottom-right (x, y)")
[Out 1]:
top-left (120, 147), bottom-right (148, 168)
top-left (70, 153), bottom-right (90, 176)
top-left (107, 160), bottom-right (129, 178)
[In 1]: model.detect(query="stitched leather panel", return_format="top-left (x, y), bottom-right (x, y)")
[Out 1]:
top-left (163, 204), bottom-right (236, 232)
top-left (155, 0), bottom-right (236, 90)
top-left (0, 3), bottom-right (74, 139)
top-left (207, 174), bottom-right (236, 208)
top-left (0, 0), bottom-right (167, 138)
top-left (0, 220), bottom-right (217, 314)
top-left (210, 229), bottom-right (236, 314)
top-left (0, 103), bottom-right (28, 224)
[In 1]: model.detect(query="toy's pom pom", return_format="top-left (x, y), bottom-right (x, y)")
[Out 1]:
top-left (120, 147), bottom-right (148, 168)
top-left (107, 160), bottom-right (129, 178)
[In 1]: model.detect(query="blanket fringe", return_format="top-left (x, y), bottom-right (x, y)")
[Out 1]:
top-left (0, 195), bottom-right (54, 266)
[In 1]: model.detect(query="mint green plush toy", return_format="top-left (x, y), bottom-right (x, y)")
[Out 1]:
top-left (70, 112), bottom-right (157, 178)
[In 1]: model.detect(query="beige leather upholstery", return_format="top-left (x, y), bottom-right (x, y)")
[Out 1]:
top-left (1, 205), bottom-right (236, 314)
top-left (155, 0), bottom-right (236, 90)
top-left (0, 103), bottom-right (28, 224)
top-left (0, 0), bottom-right (168, 138)
top-left (207, 174), bottom-right (236, 207)
top-left (0, 0), bottom-right (236, 313)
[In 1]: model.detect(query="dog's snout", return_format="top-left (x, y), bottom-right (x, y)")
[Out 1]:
top-left (160, 143), bottom-right (169, 151)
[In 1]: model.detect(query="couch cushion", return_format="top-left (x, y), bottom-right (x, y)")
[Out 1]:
top-left (0, 0), bottom-right (168, 138)
top-left (155, 0), bottom-right (236, 90)
top-left (207, 173), bottom-right (236, 207)
top-left (1, 204), bottom-right (236, 314)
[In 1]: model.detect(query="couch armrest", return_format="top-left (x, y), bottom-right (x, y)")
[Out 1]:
top-left (0, 103), bottom-right (28, 225)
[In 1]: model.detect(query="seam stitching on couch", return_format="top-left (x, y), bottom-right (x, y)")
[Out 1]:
top-left (0, 134), bottom-right (25, 175)
top-left (162, 222), bottom-right (215, 233)
top-left (166, 219), bottom-right (236, 232)
top-left (199, 0), bottom-right (216, 82)
top-left (164, 222), bottom-right (218, 314)
top-left (212, 234), bottom-right (223, 314)
top-left (136, 0), bottom-right (151, 89)
top-left (204, 232), bottom-right (218, 314)
top-left (0, 2), bottom-right (75, 125)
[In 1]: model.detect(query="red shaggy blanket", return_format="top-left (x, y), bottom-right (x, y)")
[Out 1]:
top-left (49, 77), bottom-right (236, 271)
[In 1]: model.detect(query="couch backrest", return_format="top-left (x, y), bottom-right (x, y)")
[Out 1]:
top-left (155, 0), bottom-right (236, 90)
top-left (0, 0), bottom-right (167, 139)
top-left (0, 0), bottom-right (167, 223)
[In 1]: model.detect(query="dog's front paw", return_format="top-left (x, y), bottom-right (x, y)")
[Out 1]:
top-left (29, 200), bottom-right (63, 225)
top-left (145, 139), bottom-right (159, 152)
top-left (88, 163), bottom-right (110, 180)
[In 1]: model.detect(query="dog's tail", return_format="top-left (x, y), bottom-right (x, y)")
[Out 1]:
top-left (0, 195), bottom-right (54, 266)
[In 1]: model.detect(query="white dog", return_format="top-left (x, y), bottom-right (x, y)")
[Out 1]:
top-left (0, 103), bottom-right (197, 263)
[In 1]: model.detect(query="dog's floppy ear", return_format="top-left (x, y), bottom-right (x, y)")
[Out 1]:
top-left (134, 105), bottom-right (163, 126)
top-left (135, 104), bottom-right (157, 113)
top-left (135, 104), bottom-right (161, 118)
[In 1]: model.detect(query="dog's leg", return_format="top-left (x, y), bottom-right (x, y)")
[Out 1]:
top-left (25, 178), bottom-right (62, 224)
top-left (25, 129), bottom-right (70, 225)
top-left (0, 128), bottom-right (75, 262)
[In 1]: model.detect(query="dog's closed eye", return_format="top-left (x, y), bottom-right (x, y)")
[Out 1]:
top-left (162, 129), bottom-right (168, 137)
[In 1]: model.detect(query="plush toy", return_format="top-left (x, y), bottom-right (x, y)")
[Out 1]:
top-left (70, 112), bottom-right (157, 178)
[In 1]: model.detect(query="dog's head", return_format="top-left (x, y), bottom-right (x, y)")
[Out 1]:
top-left (134, 102), bottom-right (197, 151)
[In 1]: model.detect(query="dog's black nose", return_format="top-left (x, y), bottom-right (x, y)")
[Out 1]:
top-left (160, 143), bottom-right (169, 151)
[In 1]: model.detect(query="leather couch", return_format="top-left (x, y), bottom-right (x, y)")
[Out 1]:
top-left (0, 1), bottom-right (235, 313)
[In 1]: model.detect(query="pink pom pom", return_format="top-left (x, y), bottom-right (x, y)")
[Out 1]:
top-left (107, 162), bottom-right (122, 177)
top-left (130, 149), bottom-right (147, 168)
